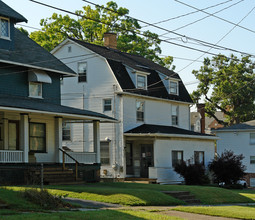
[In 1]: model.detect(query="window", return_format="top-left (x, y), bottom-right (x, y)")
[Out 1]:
top-left (170, 81), bottom-right (178, 95)
top-left (137, 75), bottom-right (146, 89)
top-left (62, 122), bottom-right (71, 141)
top-left (29, 82), bottom-right (42, 98)
top-left (78, 62), bottom-right (87, 82)
top-left (250, 133), bottom-right (255, 145)
top-left (194, 151), bottom-right (204, 165)
top-left (100, 141), bottom-right (110, 165)
top-left (172, 151), bottom-right (183, 167)
top-left (136, 101), bottom-right (145, 122)
top-left (172, 105), bottom-right (178, 126)
top-left (103, 99), bottom-right (112, 111)
top-left (0, 18), bottom-right (10, 39)
top-left (29, 123), bottom-right (46, 153)
top-left (250, 156), bottom-right (255, 164)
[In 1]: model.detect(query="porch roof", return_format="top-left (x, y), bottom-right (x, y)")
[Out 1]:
top-left (124, 124), bottom-right (218, 140)
top-left (0, 94), bottom-right (116, 122)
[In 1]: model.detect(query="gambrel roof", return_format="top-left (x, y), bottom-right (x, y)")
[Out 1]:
top-left (68, 38), bottom-right (193, 103)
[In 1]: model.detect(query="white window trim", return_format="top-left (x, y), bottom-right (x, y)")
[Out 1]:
top-left (136, 74), bottom-right (147, 90)
top-left (169, 80), bottom-right (179, 95)
top-left (0, 17), bottom-right (10, 40)
top-left (29, 82), bottom-right (43, 99)
top-left (136, 100), bottom-right (145, 122)
top-left (171, 105), bottom-right (179, 126)
top-left (77, 61), bottom-right (87, 83)
top-left (62, 122), bottom-right (72, 142)
top-left (103, 99), bottom-right (112, 112)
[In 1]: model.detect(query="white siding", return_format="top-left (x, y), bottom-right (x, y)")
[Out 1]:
top-left (216, 131), bottom-right (255, 173)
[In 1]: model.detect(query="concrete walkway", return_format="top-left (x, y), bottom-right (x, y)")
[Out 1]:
top-left (63, 198), bottom-right (241, 220)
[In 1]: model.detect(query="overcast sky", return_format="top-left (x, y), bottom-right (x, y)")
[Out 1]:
top-left (3, 0), bottom-right (255, 93)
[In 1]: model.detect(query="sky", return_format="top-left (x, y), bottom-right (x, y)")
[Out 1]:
top-left (3, 0), bottom-right (255, 94)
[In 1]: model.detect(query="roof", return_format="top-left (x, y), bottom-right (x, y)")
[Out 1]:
top-left (0, 29), bottom-right (75, 75)
top-left (0, 1), bottom-right (27, 22)
top-left (125, 124), bottom-right (215, 138)
top-left (0, 94), bottom-right (116, 122)
top-left (69, 38), bottom-right (193, 103)
top-left (214, 120), bottom-right (255, 132)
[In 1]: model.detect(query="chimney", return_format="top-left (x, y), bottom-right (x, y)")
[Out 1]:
top-left (104, 33), bottom-right (117, 49)
top-left (197, 103), bottom-right (205, 134)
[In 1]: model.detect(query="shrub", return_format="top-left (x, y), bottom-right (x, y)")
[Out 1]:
top-left (174, 161), bottom-right (210, 185)
top-left (23, 189), bottom-right (66, 210)
top-left (208, 150), bottom-right (246, 185)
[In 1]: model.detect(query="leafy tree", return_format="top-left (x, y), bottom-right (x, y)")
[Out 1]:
top-left (174, 161), bottom-right (209, 185)
top-left (192, 54), bottom-right (255, 126)
top-left (30, 1), bottom-right (174, 69)
top-left (208, 150), bottom-right (246, 185)
top-left (18, 27), bottom-right (29, 36)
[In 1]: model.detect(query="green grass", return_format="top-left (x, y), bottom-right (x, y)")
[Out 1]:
top-left (0, 209), bottom-right (183, 220)
top-left (173, 205), bottom-right (255, 219)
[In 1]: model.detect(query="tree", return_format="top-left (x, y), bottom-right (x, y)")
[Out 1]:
top-left (208, 150), bottom-right (246, 185)
top-left (30, 1), bottom-right (174, 69)
top-left (191, 54), bottom-right (255, 126)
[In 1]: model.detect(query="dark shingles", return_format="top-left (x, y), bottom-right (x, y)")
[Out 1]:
top-left (0, 94), bottom-right (115, 121)
top-left (125, 124), bottom-right (213, 137)
top-left (215, 120), bottom-right (255, 131)
top-left (70, 38), bottom-right (193, 103)
top-left (0, 1), bottom-right (27, 22)
top-left (0, 29), bottom-right (75, 75)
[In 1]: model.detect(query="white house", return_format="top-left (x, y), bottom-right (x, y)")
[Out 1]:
top-left (213, 120), bottom-right (255, 187)
top-left (52, 34), bottom-right (218, 183)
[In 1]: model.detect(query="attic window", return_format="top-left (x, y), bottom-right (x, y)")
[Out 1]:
top-left (169, 80), bottom-right (179, 95)
top-left (137, 74), bottom-right (147, 89)
top-left (0, 17), bottom-right (10, 39)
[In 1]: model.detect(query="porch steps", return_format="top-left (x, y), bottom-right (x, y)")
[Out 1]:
top-left (161, 191), bottom-right (201, 205)
top-left (124, 177), bottom-right (157, 184)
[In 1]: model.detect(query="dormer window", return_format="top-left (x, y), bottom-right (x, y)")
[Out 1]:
top-left (169, 80), bottom-right (178, 95)
top-left (137, 74), bottom-right (146, 89)
top-left (0, 17), bottom-right (10, 39)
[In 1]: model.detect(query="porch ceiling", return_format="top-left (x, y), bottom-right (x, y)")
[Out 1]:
top-left (0, 94), bottom-right (117, 122)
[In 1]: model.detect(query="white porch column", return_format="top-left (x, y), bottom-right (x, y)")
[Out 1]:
top-left (93, 120), bottom-right (100, 163)
top-left (55, 117), bottom-right (63, 163)
top-left (20, 113), bottom-right (29, 163)
top-left (3, 115), bottom-right (8, 150)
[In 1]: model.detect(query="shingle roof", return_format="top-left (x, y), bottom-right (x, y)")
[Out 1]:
top-left (125, 124), bottom-right (213, 137)
top-left (214, 120), bottom-right (255, 131)
top-left (0, 94), bottom-right (116, 122)
top-left (0, 29), bottom-right (75, 75)
top-left (0, 1), bottom-right (27, 22)
top-left (69, 38), bottom-right (193, 103)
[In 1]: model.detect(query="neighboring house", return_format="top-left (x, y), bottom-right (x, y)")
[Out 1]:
top-left (213, 120), bottom-right (255, 187)
top-left (0, 1), bottom-right (115, 184)
top-left (52, 34), bottom-right (218, 184)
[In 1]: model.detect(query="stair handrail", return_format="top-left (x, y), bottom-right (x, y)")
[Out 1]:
top-left (59, 148), bottom-right (79, 181)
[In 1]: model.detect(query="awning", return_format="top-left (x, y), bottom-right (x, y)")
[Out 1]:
top-left (28, 69), bottom-right (52, 84)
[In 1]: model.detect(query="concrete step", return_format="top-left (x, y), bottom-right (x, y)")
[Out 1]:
top-left (161, 191), bottom-right (201, 204)
top-left (161, 191), bottom-right (190, 196)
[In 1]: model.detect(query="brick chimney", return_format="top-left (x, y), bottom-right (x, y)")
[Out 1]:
top-left (104, 33), bottom-right (117, 49)
top-left (197, 103), bottom-right (205, 134)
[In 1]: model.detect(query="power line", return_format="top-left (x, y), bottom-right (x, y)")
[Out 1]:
top-left (175, 0), bottom-right (255, 35)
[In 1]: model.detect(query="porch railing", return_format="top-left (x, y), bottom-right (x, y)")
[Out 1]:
top-left (63, 152), bottom-right (96, 164)
top-left (0, 150), bottom-right (23, 163)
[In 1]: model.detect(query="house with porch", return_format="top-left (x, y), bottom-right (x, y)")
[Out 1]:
top-left (0, 1), bottom-right (116, 184)
top-left (52, 34), bottom-right (218, 184)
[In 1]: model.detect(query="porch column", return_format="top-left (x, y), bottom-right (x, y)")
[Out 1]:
top-left (20, 113), bottom-right (29, 163)
top-left (3, 115), bottom-right (8, 150)
top-left (55, 117), bottom-right (63, 163)
top-left (93, 120), bottom-right (100, 163)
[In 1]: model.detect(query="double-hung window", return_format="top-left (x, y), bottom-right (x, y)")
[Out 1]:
top-left (136, 101), bottom-right (145, 122)
top-left (137, 75), bottom-right (146, 89)
top-left (62, 122), bottom-right (71, 141)
top-left (29, 123), bottom-right (46, 153)
top-left (169, 81), bottom-right (178, 95)
top-left (103, 99), bottom-right (112, 112)
top-left (250, 156), bottom-right (255, 164)
top-left (172, 105), bottom-right (178, 126)
top-left (250, 133), bottom-right (255, 145)
top-left (0, 17), bottom-right (10, 39)
top-left (29, 82), bottom-right (42, 98)
top-left (100, 141), bottom-right (110, 165)
top-left (194, 151), bottom-right (204, 165)
top-left (172, 151), bottom-right (183, 167)
top-left (78, 62), bottom-right (87, 82)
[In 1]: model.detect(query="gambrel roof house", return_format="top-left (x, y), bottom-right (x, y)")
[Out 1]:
top-left (213, 120), bottom-right (255, 187)
top-left (0, 1), bottom-right (116, 184)
top-left (53, 34), bottom-right (218, 184)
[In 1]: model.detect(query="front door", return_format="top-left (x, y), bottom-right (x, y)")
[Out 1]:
top-left (8, 121), bottom-right (19, 150)
top-left (126, 143), bottom-right (134, 175)
top-left (140, 144), bottom-right (153, 178)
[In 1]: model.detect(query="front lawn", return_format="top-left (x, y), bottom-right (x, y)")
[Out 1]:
top-left (174, 205), bottom-right (255, 219)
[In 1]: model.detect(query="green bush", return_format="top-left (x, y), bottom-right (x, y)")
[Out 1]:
top-left (23, 189), bottom-right (66, 210)
top-left (174, 161), bottom-right (209, 185)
